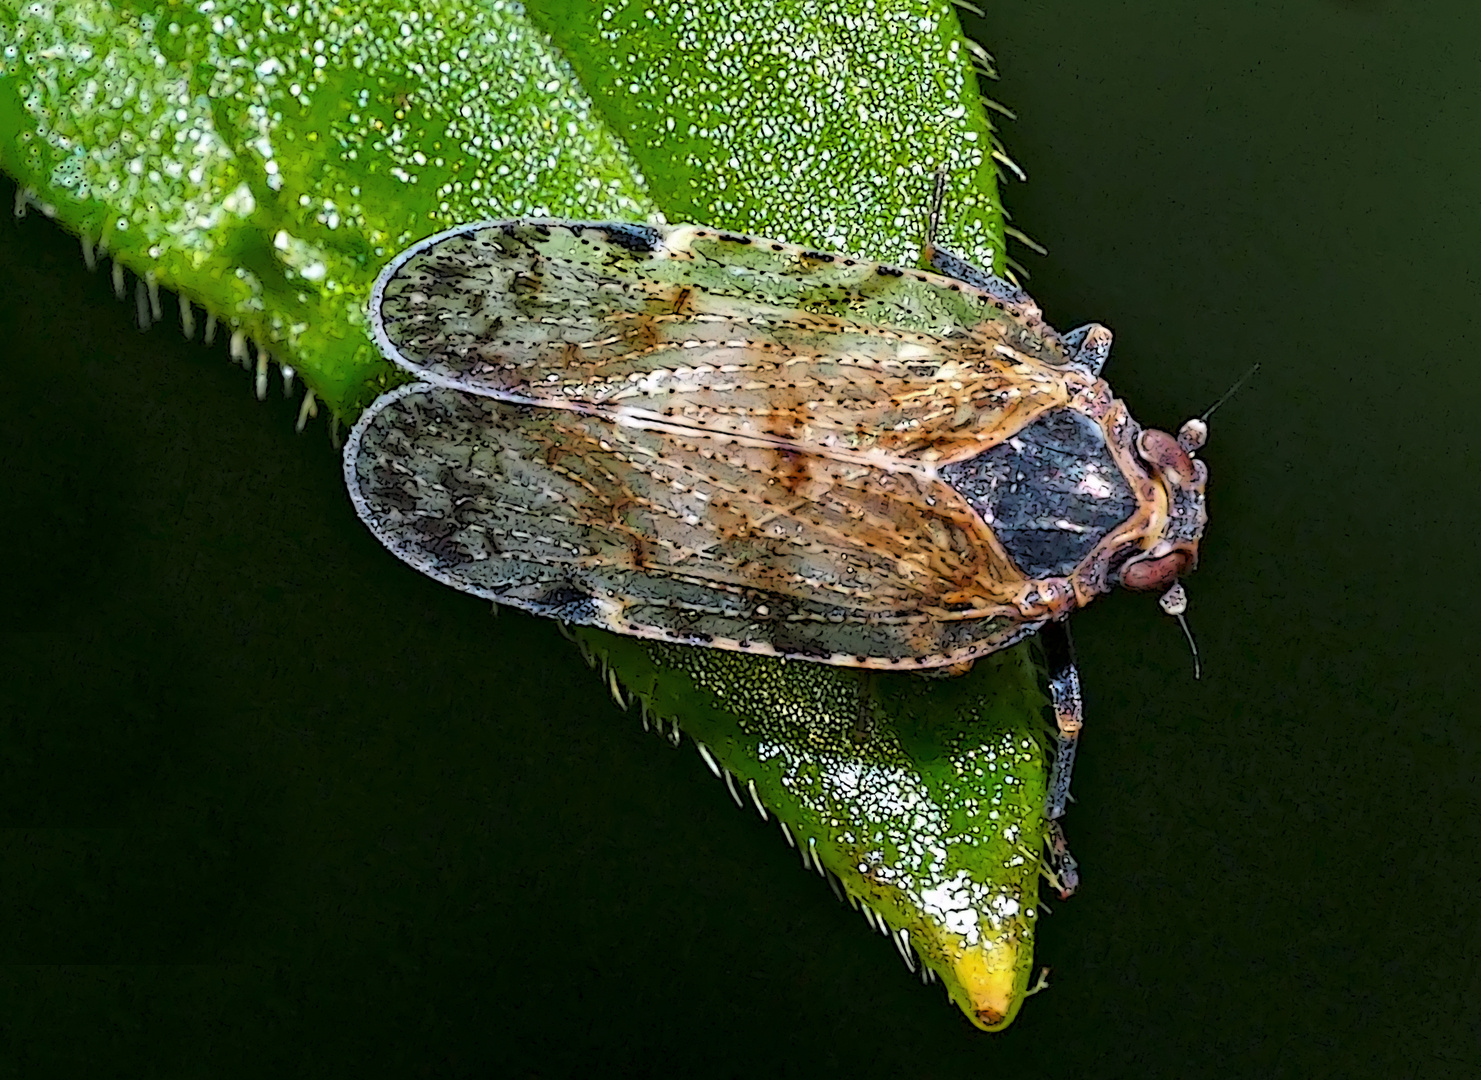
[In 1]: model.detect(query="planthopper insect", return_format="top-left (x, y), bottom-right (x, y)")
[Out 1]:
top-left (343, 196), bottom-right (1212, 885)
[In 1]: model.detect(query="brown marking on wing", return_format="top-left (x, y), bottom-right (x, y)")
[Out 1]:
top-left (624, 520), bottom-right (652, 572)
top-left (768, 445), bottom-right (811, 498)
top-left (623, 312), bottom-right (663, 353)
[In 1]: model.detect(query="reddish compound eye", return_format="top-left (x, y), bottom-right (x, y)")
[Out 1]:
top-left (1121, 550), bottom-right (1190, 591)
top-left (1137, 429), bottom-right (1195, 483)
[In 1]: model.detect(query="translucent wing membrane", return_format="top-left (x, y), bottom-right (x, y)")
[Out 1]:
top-left (370, 220), bottom-right (1079, 466)
top-left (345, 383), bottom-right (1047, 669)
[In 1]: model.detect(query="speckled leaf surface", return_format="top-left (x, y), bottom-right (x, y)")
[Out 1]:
top-left (0, 0), bottom-right (1050, 1029)
top-left (584, 634), bottom-right (1051, 1027)
top-left (526, 0), bottom-right (1006, 261)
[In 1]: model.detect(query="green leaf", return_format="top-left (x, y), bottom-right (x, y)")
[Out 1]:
top-left (1, 0), bottom-right (1050, 1028)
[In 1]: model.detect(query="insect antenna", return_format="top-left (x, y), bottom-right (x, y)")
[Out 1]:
top-left (1179, 363), bottom-right (1260, 452)
top-left (1201, 363), bottom-right (1260, 422)
top-left (1158, 583), bottom-right (1201, 680)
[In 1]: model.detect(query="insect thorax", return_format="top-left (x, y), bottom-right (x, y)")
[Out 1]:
top-left (939, 407), bottom-right (1139, 580)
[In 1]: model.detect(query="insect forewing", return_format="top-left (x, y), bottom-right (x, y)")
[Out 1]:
top-left (345, 382), bottom-right (1046, 669)
top-left (370, 220), bottom-right (1079, 467)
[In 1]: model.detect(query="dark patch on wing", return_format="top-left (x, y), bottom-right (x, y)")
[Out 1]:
top-left (411, 516), bottom-right (475, 567)
top-left (522, 583), bottom-right (601, 623)
top-left (595, 223), bottom-right (665, 252)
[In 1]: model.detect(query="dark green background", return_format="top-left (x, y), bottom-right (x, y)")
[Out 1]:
top-left (3, 1), bottom-right (1478, 1075)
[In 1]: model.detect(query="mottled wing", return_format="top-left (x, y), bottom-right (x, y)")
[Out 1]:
top-left (370, 220), bottom-right (1079, 466)
top-left (345, 384), bottom-right (1042, 669)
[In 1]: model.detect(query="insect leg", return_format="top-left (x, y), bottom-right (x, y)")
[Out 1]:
top-left (921, 174), bottom-right (1033, 306)
top-left (923, 243), bottom-right (1030, 307)
top-left (925, 186), bottom-right (1114, 380)
top-left (1043, 621), bottom-right (1083, 897)
top-left (1058, 323), bottom-right (1114, 377)
top-left (1046, 819), bottom-right (1080, 901)
top-left (1043, 621), bottom-right (1083, 820)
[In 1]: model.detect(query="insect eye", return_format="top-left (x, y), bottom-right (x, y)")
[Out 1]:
top-left (1120, 550), bottom-right (1190, 591)
top-left (1136, 429), bottom-right (1196, 483)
